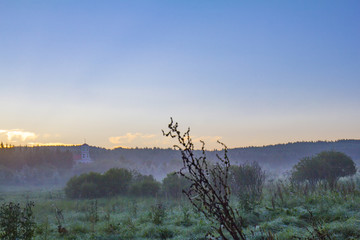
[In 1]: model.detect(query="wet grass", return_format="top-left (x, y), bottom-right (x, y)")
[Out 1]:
top-left (1, 178), bottom-right (360, 239)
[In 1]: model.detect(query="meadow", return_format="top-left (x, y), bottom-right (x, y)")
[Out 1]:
top-left (1, 175), bottom-right (360, 240)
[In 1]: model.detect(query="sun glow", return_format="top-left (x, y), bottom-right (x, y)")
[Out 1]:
top-left (27, 142), bottom-right (75, 147)
top-left (0, 129), bottom-right (37, 142)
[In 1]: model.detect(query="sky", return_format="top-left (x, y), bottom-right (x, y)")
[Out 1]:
top-left (0, 1), bottom-right (359, 149)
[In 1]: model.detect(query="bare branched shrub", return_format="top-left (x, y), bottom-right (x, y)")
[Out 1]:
top-left (86, 200), bottom-right (99, 232)
top-left (162, 118), bottom-right (246, 240)
top-left (53, 205), bottom-right (67, 235)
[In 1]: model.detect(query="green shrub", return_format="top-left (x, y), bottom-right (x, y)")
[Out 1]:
top-left (291, 151), bottom-right (356, 188)
top-left (0, 201), bottom-right (36, 240)
top-left (130, 174), bottom-right (160, 197)
top-left (162, 172), bottom-right (190, 199)
top-left (118, 217), bottom-right (137, 239)
top-left (65, 172), bottom-right (103, 199)
top-left (64, 168), bottom-right (160, 199)
top-left (102, 168), bottom-right (132, 196)
top-left (65, 168), bottom-right (133, 199)
top-left (149, 203), bottom-right (167, 225)
top-left (179, 205), bottom-right (192, 227)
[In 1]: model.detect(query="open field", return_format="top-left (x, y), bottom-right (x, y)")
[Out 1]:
top-left (2, 177), bottom-right (360, 240)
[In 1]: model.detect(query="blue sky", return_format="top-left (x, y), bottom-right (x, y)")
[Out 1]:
top-left (0, 1), bottom-right (359, 148)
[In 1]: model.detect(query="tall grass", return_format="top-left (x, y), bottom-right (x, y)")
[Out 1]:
top-left (1, 174), bottom-right (360, 239)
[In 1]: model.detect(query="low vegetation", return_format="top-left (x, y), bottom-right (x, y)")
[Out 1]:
top-left (1, 174), bottom-right (360, 239)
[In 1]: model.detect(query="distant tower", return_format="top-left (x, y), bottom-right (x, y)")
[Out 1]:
top-left (75, 143), bottom-right (93, 164)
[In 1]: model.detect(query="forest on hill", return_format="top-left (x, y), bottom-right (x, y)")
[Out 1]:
top-left (0, 139), bottom-right (359, 186)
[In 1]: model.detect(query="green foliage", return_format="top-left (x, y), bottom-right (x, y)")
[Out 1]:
top-left (291, 151), bottom-right (356, 188)
top-left (65, 168), bottom-right (160, 199)
top-left (129, 174), bottom-right (160, 197)
top-left (118, 217), bottom-right (137, 239)
top-left (0, 201), bottom-right (36, 240)
top-left (65, 168), bottom-right (133, 199)
top-left (149, 203), bottom-right (167, 225)
top-left (5, 181), bottom-right (360, 239)
top-left (103, 168), bottom-right (132, 196)
top-left (65, 172), bottom-right (103, 198)
top-left (229, 162), bottom-right (265, 210)
top-left (162, 172), bottom-right (190, 199)
top-left (179, 205), bottom-right (192, 227)
top-left (142, 225), bottom-right (175, 239)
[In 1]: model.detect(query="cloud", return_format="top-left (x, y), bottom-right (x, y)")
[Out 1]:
top-left (109, 133), bottom-right (157, 144)
top-left (0, 129), bottom-right (38, 142)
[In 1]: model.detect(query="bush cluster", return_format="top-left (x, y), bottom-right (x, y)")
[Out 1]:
top-left (65, 168), bottom-right (193, 199)
top-left (65, 168), bottom-right (162, 199)
top-left (291, 151), bottom-right (356, 188)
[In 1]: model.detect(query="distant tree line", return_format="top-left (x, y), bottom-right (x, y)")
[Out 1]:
top-left (0, 146), bottom-right (73, 185)
top-left (0, 145), bottom-right (73, 169)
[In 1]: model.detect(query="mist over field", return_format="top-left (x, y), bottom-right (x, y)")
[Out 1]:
top-left (1, 140), bottom-right (360, 188)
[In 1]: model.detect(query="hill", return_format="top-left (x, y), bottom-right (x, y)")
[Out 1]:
top-left (1, 140), bottom-right (359, 185)
top-left (52, 139), bottom-right (360, 179)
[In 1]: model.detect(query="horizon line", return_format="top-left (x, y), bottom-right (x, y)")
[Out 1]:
top-left (1, 138), bottom-right (359, 150)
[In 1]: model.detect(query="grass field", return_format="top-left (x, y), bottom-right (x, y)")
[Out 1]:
top-left (2, 177), bottom-right (360, 240)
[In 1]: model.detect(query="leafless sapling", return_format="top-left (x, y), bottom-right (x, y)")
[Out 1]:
top-left (162, 118), bottom-right (246, 240)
